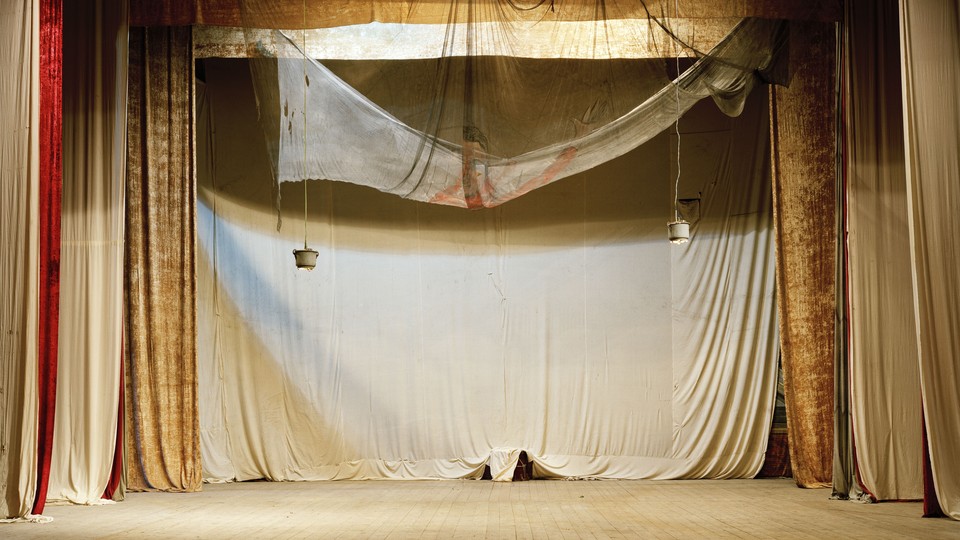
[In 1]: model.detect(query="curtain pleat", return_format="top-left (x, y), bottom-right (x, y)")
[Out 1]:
top-left (45, 0), bottom-right (129, 506)
top-left (899, 0), bottom-right (960, 521)
top-left (0, 0), bottom-right (41, 520)
top-left (129, 0), bottom-right (842, 27)
top-left (842, 0), bottom-right (922, 502)
top-left (769, 21), bottom-right (837, 489)
top-left (31, 0), bottom-right (62, 516)
top-left (123, 26), bottom-right (202, 493)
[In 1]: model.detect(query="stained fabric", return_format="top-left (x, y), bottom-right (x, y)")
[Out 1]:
top-left (843, 0), bottom-right (922, 502)
top-left (46, 0), bottom-right (128, 506)
top-left (130, 0), bottom-right (842, 27)
top-left (899, 0), bottom-right (960, 521)
top-left (32, 0), bottom-right (62, 516)
top-left (769, 21), bottom-right (837, 488)
top-left (123, 26), bottom-right (202, 493)
top-left (250, 16), bottom-right (785, 208)
top-left (196, 58), bottom-right (777, 482)
top-left (0, 0), bottom-right (41, 520)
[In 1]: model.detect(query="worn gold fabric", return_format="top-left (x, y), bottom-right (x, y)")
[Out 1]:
top-left (769, 21), bottom-right (837, 489)
top-left (131, 0), bottom-right (842, 28)
top-left (123, 26), bottom-right (202, 493)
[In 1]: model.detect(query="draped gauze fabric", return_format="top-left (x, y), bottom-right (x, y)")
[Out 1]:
top-left (47, 0), bottom-right (128, 505)
top-left (0, 0), bottom-right (40, 520)
top-left (196, 58), bottom-right (777, 482)
top-left (253, 17), bottom-right (786, 208)
top-left (32, 0), bottom-right (62, 516)
top-left (769, 22), bottom-right (837, 488)
top-left (844, 0), bottom-right (922, 502)
top-left (899, 0), bottom-right (960, 521)
top-left (130, 0), bottom-right (842, 27)
top-left (124, 26), bottom-right (202, 493)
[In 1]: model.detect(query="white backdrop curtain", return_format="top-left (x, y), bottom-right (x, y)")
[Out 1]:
top-left (899, 0), bottom-right (960, 521)
top-left (845, 0), bottom-right (922, 502)
top-left (46, 0), bottom-right (128, 505)
top-left (196, 58), bottom-right (778, 482)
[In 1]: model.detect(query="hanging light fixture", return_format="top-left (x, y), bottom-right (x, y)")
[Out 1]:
top-left (292, 3), bottom-right (319, 270)
top-left (666, 0), bottom-right (689, 245)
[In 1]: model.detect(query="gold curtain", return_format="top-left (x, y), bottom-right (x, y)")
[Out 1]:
top-left (769, 21), bottom-right (837, 489)
top-left (123, 26), bottom-right (202, 492)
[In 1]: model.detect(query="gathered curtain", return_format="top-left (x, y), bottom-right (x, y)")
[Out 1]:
top-left (0, 0), bottom-right (42, 520)
top-left (123, 26), bottom-right (202, 493)
top-left (769, 21), bottom-right (838, 488)
top-left (899, 0), bottom-right (960, 521)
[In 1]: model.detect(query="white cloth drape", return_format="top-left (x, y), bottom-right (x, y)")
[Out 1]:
top-left (196, 59), bottom-right (777, 482)
top-left (899, 0), bottom-right (960, 520)
top-left (0, 0), bottom-right (40, 520)
top-left (46, 0), bottom-right (128, 505)
top-left (846, 0), bottom-right (922, 501)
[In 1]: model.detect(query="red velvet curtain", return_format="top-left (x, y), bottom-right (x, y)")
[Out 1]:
top-left (33, 0), bottom-right (63, 516)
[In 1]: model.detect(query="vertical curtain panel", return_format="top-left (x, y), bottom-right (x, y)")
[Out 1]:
top-left (47, 0), bottom-right (129, 505)
top-left (124, 26), bottom-right (202, 492)
top-left (899, 0), bottom-right (960, 521)
top-left (0, 0), bottom-right (40, 520)
top-left (32, 0), bottom-right (62, 516)
top-left (769, 21), bottom-right (838, 488)
top-left (844, 0), bottom-right (922, 502)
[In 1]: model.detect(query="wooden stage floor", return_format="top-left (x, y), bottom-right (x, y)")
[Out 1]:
top-left (6, 478), bottom-right (958, 539)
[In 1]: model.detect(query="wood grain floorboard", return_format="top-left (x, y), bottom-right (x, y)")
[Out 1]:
top-left (4, 478), bottom-right (958, 539)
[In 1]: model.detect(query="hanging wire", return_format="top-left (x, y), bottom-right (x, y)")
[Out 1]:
top-left (302, 0), bottom-right (308, 249)
top-left (673, 0), bottom-right (682, 223)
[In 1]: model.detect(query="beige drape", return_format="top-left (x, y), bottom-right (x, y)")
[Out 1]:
top-left (130, 0), bottom-right (841, 27)
top-left (47, 0), bottom-right (129, 505)
top-left (845, 0), bottom-right (922, 502)
top-left (899, 0), bottom-right (960, 520)
top-left (0, 0), bottom-right (40, 520)
top-left (770, 21), bottom-right (837, 488)
top-left (123, 26), bottom-right (202, 493)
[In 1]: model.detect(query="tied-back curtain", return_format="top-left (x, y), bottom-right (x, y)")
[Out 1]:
top-left (843, 0), bottom-right (922, 502)
top-left (46, 0), bottom-right (129, 505)
top-left (0, 0), bottom-right (41, 520)
top-left (899, 0), bottom-right (960, 521)
top-left (769, 21), bottom-right (837, 488)
top-left (124, 25), bottom-right (202, 492)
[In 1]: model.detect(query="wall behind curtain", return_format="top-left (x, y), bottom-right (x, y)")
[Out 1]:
top-left (899, 0), bottom-right (960, 521)
top-left (845, 0), bottom-right (922, 502)
top-left (769, 21), bottom-right (837, 489)
top-left (47, 0), bottom-right (128, 505)
top-left (196, 59), bottom-right (777, 482)
top-left (0, 0), bottom-right (40, 520)
top-left (124, 26), bottom-right (202, 492)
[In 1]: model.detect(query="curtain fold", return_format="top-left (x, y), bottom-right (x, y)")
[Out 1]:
top-left (899, 0), bottom-right (960, 521)
top-left (124, 26), bottom-right (202, 493)
top-left (197, 58), bottom-right (777, 482)
top-left (769, 21), bottom-right (837, 488)
top-left (46, 0), bottom-right (129, 505)
top-left (842, 0), bottom-right (922, 502)
top-left (0, 0), bottom-right (41, 520)
top-left (130, 0), bottom-right (842, 27)
top-left (32, 0), bottom-right (62, 516)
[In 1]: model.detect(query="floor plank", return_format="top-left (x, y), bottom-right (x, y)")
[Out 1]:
top-left (5, 478), bottom-right (958, 539)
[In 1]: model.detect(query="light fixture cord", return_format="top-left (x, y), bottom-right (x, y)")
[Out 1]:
top-left (673, 0), bottom-right (682, 223)
top-left (302, 0), bottom-right (308, 249)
